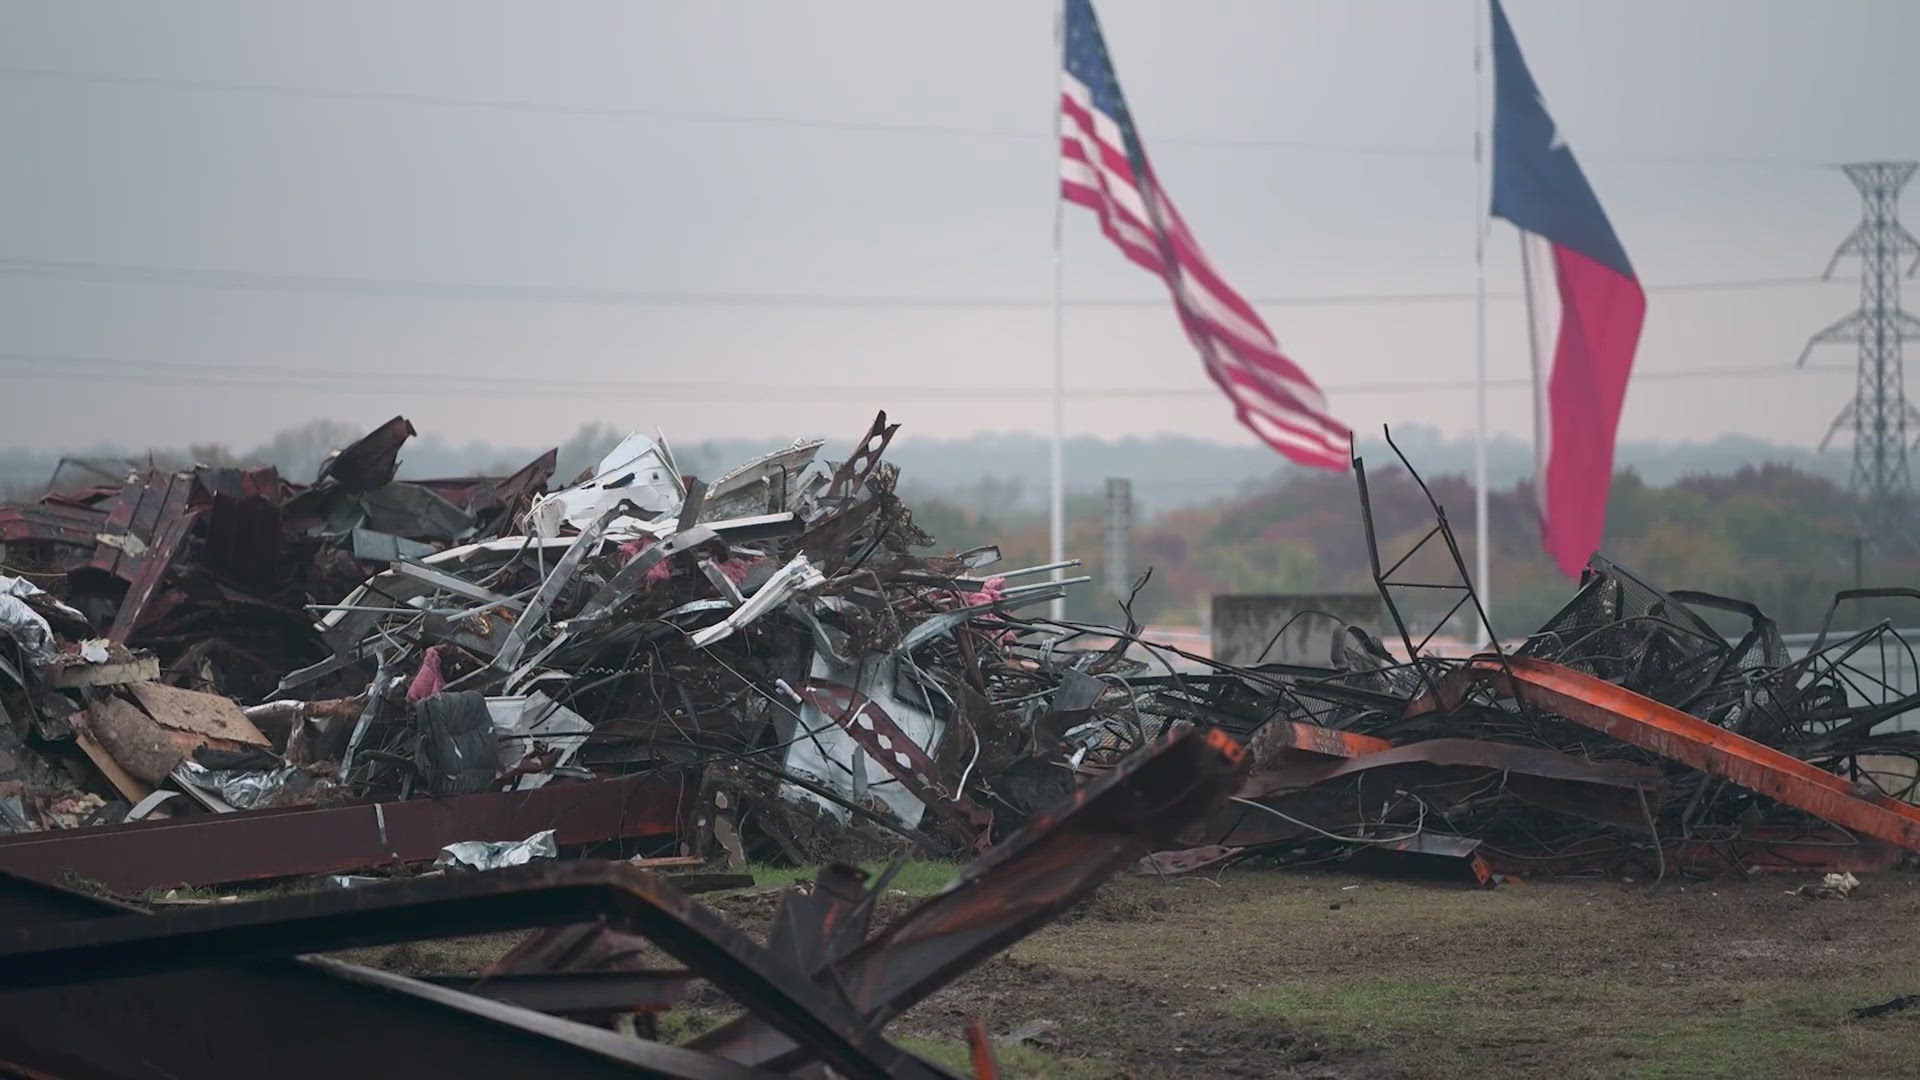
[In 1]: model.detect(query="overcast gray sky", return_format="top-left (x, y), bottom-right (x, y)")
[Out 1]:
top-left (4, 1), bottom-right (1919, 456)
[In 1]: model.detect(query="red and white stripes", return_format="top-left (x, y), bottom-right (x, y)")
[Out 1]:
top-left (1059, 71), bottom-right (1350, 469)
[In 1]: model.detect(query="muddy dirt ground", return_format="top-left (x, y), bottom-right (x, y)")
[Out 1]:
top-left (350, 867), bottom-right (1920, 1079)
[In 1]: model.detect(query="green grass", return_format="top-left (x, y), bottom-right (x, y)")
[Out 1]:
top-left (654, 1008), bottom-right (730, 1044)
top-left (745, 860), bottom-right (961, 897)
top-left (1228, 976), bottom-right (1920, 1079)
top-left (895, 1036), bottom-right (1117, 1079)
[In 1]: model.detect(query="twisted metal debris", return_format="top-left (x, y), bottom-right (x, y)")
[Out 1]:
top-left (0, 414), bottom-right (1916, 890)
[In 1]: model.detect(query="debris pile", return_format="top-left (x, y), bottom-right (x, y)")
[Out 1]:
top-left (1137, 448), bottom-right (1920, 882)
top-left (0, 410), bottom-right (1212, 887)
top-left (0, 725), bottom-right (1249, 1079)
top-left (1, 413), bottom-right (1917, 894)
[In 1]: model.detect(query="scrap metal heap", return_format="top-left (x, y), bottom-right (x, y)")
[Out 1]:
top-left (0, 726), bottom-right (1248, 1079)
top-left (0, 410), bottom-right (1245, 884)
top-left (1135, 445), bottom-right (1920, 881)
top-left (0, 413), bottom-right (1917, 897)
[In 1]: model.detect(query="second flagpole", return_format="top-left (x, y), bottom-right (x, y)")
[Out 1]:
top-left (1472, 0), bottom-right (1493, 647)
top-left (1049, 0), bottom-right (1068, 622)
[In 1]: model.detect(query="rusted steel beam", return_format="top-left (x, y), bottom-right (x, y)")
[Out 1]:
top-left (1203, 734), bottom-right (1668, 850)
top-left (1248, 718), bottom-right (1394, 763)
top-left (0, 863), bottom-right (947, 1080)
top-left (0, 772), bottom-right (691, 893)
top-left (1150, 717), bottom-right (1394, 851)
top-left (689, 725), bottom-right (1248, 1069)
top-left (1291, 738), bottom-right (1668, 832)
top-left (1240, 718), bottom-right (1394, 798)
top-left (0, 871), bottom-right (779, 1080)
top-left (1414, 656), bottom-right (1920, 854)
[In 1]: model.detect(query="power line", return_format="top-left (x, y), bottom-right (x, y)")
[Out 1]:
top-left (0, 256), bottom-right (1853, 309)
top-left (0, 350), bottom-right (1859, 403)
top-left (0, 66), bottom-right (1832, 169)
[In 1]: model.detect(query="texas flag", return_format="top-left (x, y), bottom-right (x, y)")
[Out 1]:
top-left (1489, 0), bottom-right (1646, 577)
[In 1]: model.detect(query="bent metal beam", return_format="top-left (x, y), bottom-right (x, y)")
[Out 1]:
top-left (1411, 655), bottom-right (1920, 855)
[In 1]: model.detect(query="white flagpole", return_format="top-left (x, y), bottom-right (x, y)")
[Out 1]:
top-left (1049, 0), bottom-right (1067, 621)
top-left (1472, 0), bottom-right (1493, 647)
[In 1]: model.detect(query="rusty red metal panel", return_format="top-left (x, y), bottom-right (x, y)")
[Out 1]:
top-left (0, 772), bottom-right (692, 893)
top-left (79, 470), bottom-right (201, 643)
top-left (106, 508), bottom-right (196, 643)
top-left (84, 483), bottom-right (141, 575)
top-left (0, 502), bottom-right (106, 550)
top-left (88, 470), bottom-right (188, 578)
top-left (1414, 656), bottom-right (1920, 855)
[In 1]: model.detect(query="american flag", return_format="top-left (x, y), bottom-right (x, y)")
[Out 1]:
top-left (1059, 0), bottom-right (1350, 469)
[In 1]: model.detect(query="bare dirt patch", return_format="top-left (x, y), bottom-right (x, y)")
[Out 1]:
top-left (896, 954), bottom-right (1370, 1079)
top-left (343, 865), bottom-right (1920, 1078)
top-left (999, 868), bottom-right (1920, 1078)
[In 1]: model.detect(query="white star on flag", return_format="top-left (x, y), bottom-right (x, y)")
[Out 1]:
top-left (1539, 93), bottom-right (1567, 151)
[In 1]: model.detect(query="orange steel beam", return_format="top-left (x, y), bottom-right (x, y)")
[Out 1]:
top-left (1248, 718), bottom-right (1394, 762)
top-left (1239, 718), bottom-right (1394, 800)
top-left (1410, 655), bottom-right (1920, 855)
top-left (966, 1017), bottom-right (999, 1080)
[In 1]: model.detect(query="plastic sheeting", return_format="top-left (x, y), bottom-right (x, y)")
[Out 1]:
top-left (0, 575), bottom-right (74, 665)
top-left (433, 828), bottom-right (558, 871)
top-left (171, 759), bottom-right (300, 812)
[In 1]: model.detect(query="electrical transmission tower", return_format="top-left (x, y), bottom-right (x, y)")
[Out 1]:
top-left (1801, 161), bottom-right (1920, 545)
